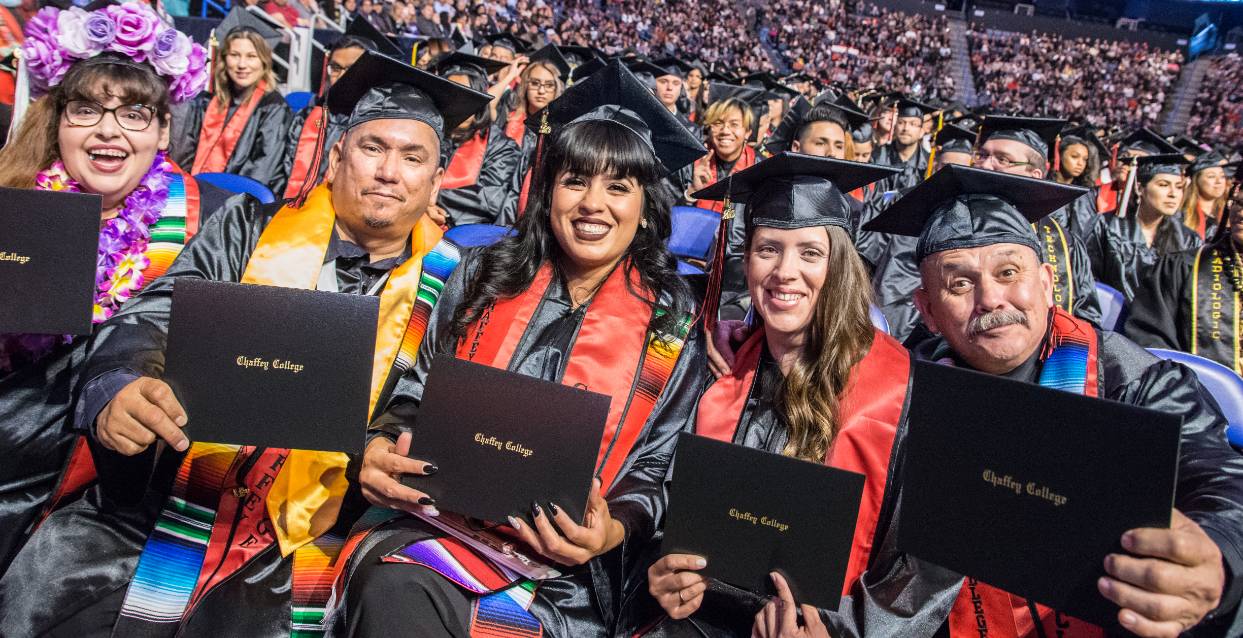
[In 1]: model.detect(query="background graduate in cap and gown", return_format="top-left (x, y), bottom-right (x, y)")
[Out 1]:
top-left (498, 44), bottom-right (568, 215)
top-left (0, 51), bottom-right (491, 637)
top-left (862, 165), bottom-right (1243, 638)
top-left (870, 95), bottom-right (937, 192)
top-left (1094, 127), bottom-right (1180, 216)
top-left (335, 59), bottom-right (710, 638)
top-left (0, 1), bottom-right (225, 576)
top-left (430, 50), bottom-right (523, 226)
top-left (170, 6), bottom-right (292, 191)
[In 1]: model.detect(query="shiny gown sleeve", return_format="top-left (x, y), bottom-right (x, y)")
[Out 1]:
top-left (168, 92), bottom-right (208, 171)
top-left (274, 106), bottom-right (311, 198)
top-left (226, 93), bottom-right (294, 191)
top-left (1068, 233), bottom-right (1103, 327)
top-left (1122, 252), bottom-right (1192, 350)
top-left (438, 130), bottom-right (522, 226)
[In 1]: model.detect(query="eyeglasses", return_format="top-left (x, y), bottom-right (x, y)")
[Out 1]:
top-left (971, 150), bottom-right (1033, 170)
top-left (327, 62), bottom-right (353, 76)
top-left (63, 100), bottom-right (156, 132)
top-left (527, 79), bottom-right (557, 92)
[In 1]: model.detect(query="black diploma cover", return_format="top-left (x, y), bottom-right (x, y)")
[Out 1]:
top-left (662, 433), bottom-right (866, 611)
top-left (897, 361), bottom-right (1182, 629)
top-left (164, 278), bottom-right (378, 453)
top-left (0, 187), bottom-right (101, 335)
top-left (405, 357), bottom-right (611, 524)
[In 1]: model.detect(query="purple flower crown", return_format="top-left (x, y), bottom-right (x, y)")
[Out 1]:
top-left (22, 2), bottom-right (209, 104)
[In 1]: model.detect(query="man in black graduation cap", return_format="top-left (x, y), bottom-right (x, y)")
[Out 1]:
top-left (858, 165), bottom-right (1243, 638)
top-left (0, 51), bottom-right (492, 637)
top-left (478, 31), bottom-right (529, 64)
top-left (651, 57), bottom-right (701, 135)
top-left (871, 96), bottom-right (938, 191)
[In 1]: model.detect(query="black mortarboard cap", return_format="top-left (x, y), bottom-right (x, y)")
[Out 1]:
top-left (1118, 128), bottom-right (1180, 156)
top-left (1059, 124), bottom-right (1109, 160)
top-left (763, 96), bottom-right (810, 155)
top-left (692, 152), bottom-right (899, 234)
top-left (526, 59), bottom-right (706, 176)
top-left (811, 92), bottom-right (870, 130)
top-left (784, 72), bottom-right (816, 85)
top-left (558, 45), bottom-right (600, 66)
top-left (570, 57), bottom-right (605, 83)
top-left (862, 164), bottom-right (1088, 263)
top-left (706, 82), bottom-right (767, 110)
top-left (345, 15), bottom-right (404, 60)
top-left (1135, 153), bottom-right (1190, 183)
top-left (705, 70), bottom-right (737, 83)
top-left (216, 5), bottom-right (282, 51)
top-left (652, 57), bottom-right (697, 80)
top-left (1190, 150), bottom-right (1227, 175)
top-left (978, 115), bottom-right (1066, 159)
top-left (740, 72), bottom-right (800, 100)
top-left (526, 45), bottom-right (571, 81)
top-left (934, 122), bottom-right (977, 155)
top-left (327, 50), bottom-right (491, 138)
top-left (627, 60), bottom-right (667, 82)
top-left (894, 96), bottom-right (937, 119)
top-left (481, 32), bottom-right (530, 54)
top-left (430, 50), bottom-right (508, 79)
top-left (1172, 135), bottom-right (1209, 157)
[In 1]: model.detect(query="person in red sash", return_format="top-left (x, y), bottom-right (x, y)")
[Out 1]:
top-left (431, 50), bottom-right (522, 226)
top-left (0, 3), bottom-right (221, 575)
top-left (171, 20), bottom-right (292, 190)
top-left (337, 59), bottom-right (708, 637)
top-left (628, 153), bottom-right (926, 637)
top-left (498, 45), bottom-right (567, 217)
top-left (1180, 151), bottom-right (1232, 240)
top-left (0, 52), bottom-right (492, 636)
top-left (856, 165), bottom-right (1243, 638)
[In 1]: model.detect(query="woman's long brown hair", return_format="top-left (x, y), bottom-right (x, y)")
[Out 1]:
top-left (213, 30), bottom-right (277, 109)
top-left (1182, 170), bottom-right (1227, 236)
top-left (766, 224), bottom-right (876, 462)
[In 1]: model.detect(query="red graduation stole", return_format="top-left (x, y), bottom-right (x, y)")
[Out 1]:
top-left (1096, 181), bottom-right (1119, 215)
top-left (693, 146), bottom-right (756, 213)
top-left (456, 261), bottom-right (664, 489)
top-left (192, 81), bottom-right (269, 175)
top-left (947, 309), bottom-right (1104, 638)
top-left (442, 131), bottom-right (489, 190)
top-left (694, 327), bottom-right (911, 593)
top-left (503, 107), bottom-right (526, 145)
top-left (282, 105), bottom-right (327, 200)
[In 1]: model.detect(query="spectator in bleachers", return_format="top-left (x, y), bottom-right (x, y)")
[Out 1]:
top-left (1186, 53), bottom-right (1242, 149)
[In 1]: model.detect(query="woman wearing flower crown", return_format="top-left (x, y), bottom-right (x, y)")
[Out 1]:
top-left (0, 2), bottom-right (223, 575)
top-left (171, 23), bottom-right (291, 191)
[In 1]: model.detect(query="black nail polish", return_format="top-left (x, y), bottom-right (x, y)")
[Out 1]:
top-left (418, 496), bottom-right (436, 506)
top-left (532, 501), bottom-right (543, 517)
top-left (549, 503), bottom-right (561, 516)
top-left (423, 463), bottom-right (438, 475)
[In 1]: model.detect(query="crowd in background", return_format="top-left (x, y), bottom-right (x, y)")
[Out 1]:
top-left (1186, 52), bottom-right (1243, 148)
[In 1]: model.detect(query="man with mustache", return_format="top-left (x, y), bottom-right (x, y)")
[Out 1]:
top-left (853, 165), bottom-right (1243, 638)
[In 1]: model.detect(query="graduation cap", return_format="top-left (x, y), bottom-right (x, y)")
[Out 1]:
top-left (693, 152), bottom-right (900, 234)
top-left (784, 72), bottom-right (817, 86)
top-left (705, 70), bottom-right (737, 83)
top-left (762, 97), bottom-right (811, 155)
top-left (526, 59), bottom-right (706, 177)
top-left (811, 92), bottom-right (870, 130)
top-left (894, 96), bottom-right (937, 119)
top-left (1190, 150), bottom-right (1228, 175)
top-left (570, 58), bottom-right (605, 83)
top-left (740, 72), bottom-right (800, 100)
top-left (480, 32), bottom-right (531, 54)
top-left (1059, 124), bottom-right (1109, 160)
top-left (978, 115), bottom-right (1066, 159)
top-left (706, 82), bottom-right (767, 111)
top-left (862, 164), bottom-right (1088, 263)
top-left (626, 60), bottom-right (668, 83)
top-left (1117, 128), bottom-right (1180, 156)
top-left (326, 50), bottom-right (492, 138)
top-left (527, 45), bottom-right (571, 81)
top-left (933, 122), bottom-right (977, 155)
top-left (430, 51), bottom-right (508, 79)
top-left (1135, 153), bottom-right (1191, 184)
top-left (652, 57), bottom-right (697, 80)
top-left (345, 15), bottom-right (404, 61)
top-left (215, 5), bottom-right (282, 51)
top-left (558, 45), bottom-right (600, 66)
top-left (1171, 135), bottom-right (1210, 157)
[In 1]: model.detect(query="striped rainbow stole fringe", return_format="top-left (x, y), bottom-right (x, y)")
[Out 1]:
top-left (144, 173), bottom-right (192, 281)
top-left (1036, 308), bottom-right (1099, 397)
top-left (114, 238), bottom-right (461, 637)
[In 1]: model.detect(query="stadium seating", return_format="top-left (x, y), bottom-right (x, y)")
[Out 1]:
top-left (444, 223), bottom-right (514, 247)
top-left (1095, 282), bottom-right (1127, 332)
top-left (1148, 348), bottom-right (1243, 450)
top-left (194, 172), bottom-right (277, 204)
top-left (285, 91), bottom-right (315, 112)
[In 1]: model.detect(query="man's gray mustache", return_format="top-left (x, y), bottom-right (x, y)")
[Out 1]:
top-left (967, 309), bottom-right (1028, 336)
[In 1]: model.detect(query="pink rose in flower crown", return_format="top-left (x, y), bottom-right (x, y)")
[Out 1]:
top-left (149, 27), bottom-right (191, 76)
top-left (167, 42), bottom-right (209, 103)
top-left (57, 8), bottom-right (105, 58)
top-left (105, 3), bottom-right (159, 61)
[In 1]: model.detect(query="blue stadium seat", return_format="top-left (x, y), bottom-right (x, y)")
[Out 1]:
top-left (1095, 282), bottom-right (1127, 332)
top-left (194, 172), bottom-right (276, 204)
top-left (1148, 348), bottom-right (1243, 450)
top-left (669, 205), bottom-right (719, 262)
top-left (677, 260), bottom-right (705, 275)
top-left (285, 91), bottom-right (314, 113)
top-left (869, 304), bottom-right (889, 334)
top-left (444, 224), bottom-right (515, 247)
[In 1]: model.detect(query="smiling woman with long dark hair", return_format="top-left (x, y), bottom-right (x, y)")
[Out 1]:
top-left (334, 60), bottom-right (709, 637)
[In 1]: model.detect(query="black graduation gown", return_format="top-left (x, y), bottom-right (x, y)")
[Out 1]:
top-left (613, 342), bottom-right (957, 638)
top-left (858, 188), bottom-right (1103, 343)
top-left (0, 181), bottom-right (231, 577)
top-left (0, 195), bottom-right (424, 637)
top-left (330, 249), bottom-right (707, 638)
top-left (1087, 212), bottom-right (1202, 301)
top-left (171, 90), bottom-right (294, 191)
top-left (876, 330), bottom-right (1243, 637)
top-left (1050, 191), bottom-right (1100, 245)
top-left (871, 142), bottom-right (928, 193)
top-left (439, 126), bottom-right (522, 227)
top-left (273, 102), bottom-right (349, 199)
top-left (1124, 244), bottom-right (1241, 373)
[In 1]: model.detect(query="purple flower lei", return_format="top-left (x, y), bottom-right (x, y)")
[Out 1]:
top-left (0, 153), bottom-right (171, 374)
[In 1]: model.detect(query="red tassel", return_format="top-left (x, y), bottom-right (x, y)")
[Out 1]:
top-left (1108, 142), bottom-right (1119, 175)
top-left (1052, 135), bottom-right (1061, 175)
top-left (293, 108), bottom-right (330, 208)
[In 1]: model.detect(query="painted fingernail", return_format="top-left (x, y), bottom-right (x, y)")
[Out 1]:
top-left (532, 502), bottom-right (543, 517)
top-left (417, 496), bottom-right (436, 506)
top-left (507, 515), bottom-right (522, 529)
top-left (423, 463), bottom-right (438, 475)
top-left (549, 503), bottom-right (561, 516)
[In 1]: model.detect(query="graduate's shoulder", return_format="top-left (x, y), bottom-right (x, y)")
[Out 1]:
top-left (195, 189), bottom-right (283, 236)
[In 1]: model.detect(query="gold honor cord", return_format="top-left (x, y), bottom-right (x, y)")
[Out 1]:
top-left (925, 110), bottom-right (944, 179)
